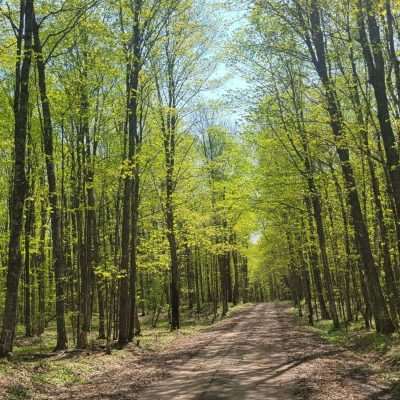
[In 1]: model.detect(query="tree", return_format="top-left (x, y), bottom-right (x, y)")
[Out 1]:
top-left (0, 0), bottom-right (34, 356)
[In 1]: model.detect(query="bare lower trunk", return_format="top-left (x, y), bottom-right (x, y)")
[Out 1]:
top-left (0, 0), bottom-right (34, 357)
top-left (33, 15), bottom-right (67, 350)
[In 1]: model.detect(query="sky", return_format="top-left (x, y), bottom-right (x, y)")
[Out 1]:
top-left (201, 1), bottom-right (250, 124)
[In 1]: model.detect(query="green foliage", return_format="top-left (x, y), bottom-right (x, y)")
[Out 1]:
top-left (31, 361), bottom-right (87, 386)
top-left (6, 385), bottom-right (31, 400)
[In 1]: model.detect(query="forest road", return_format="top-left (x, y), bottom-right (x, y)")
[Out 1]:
top-left (140, 303), bottom-right (391, 400)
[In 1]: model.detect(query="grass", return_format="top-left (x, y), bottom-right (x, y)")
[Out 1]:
top-left (6, 384), bottom-right (31, 400)
top-left (307, 318), bottom-right (397, 354)
top-left (30, 360), bottom-right (89, 386)
top-left (292, 306), bottom-right (400, 394)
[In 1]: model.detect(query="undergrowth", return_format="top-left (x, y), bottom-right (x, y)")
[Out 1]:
top-left (292, 305), bottom-right (400, 394)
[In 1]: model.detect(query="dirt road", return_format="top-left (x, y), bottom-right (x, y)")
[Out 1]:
top-left (140, 303), bottom-right (390, 400)
top-left (49, 303), bottom-right (393, 399)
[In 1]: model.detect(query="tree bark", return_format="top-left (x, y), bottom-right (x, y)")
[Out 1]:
top-left (357, 0), bottom-right (400, 220)
top-left (305, 197), bottom-right (330, 320)
top-left (24, 171), bottom-right (35, 337)
top-left (33, 16), bottom-right (68, 350)
top-left (301, 0), bottom-right (394, 333)
top-left (0, 0), bottom-right (34, 357)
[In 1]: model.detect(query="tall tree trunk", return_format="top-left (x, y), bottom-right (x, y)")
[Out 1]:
top-left (185, 245), bottom-right (195, 311)
top-left (308, 178), bottom-right (339, 327)
top-left (33, 17), bottom-right (68, 350)
top-left (37, 193), bottom-right (47, 335)
top-left (119, 0), bottom-right (141, 345)
top-left (384, 0), bottom-right (400, 115)
top-left (305, 197), bottom-right (330, 320)
top-left (232, 250), bottom-right (240, 306)
top-left (194, 248), bottom-right (201, 314)
top-left (301, 0), bottom-right (394, 333)
top-left (0, 0), bottom-right (34, 357)
top-left (24, 172), bottom-right (35, 338)
top-left (331, 171), bottom-right (354, 322)
top-left (357, 0), bottom-right (400, 219)
top-left (242, 256), bottom-right (249, 304)
top-left (128, 173), bottom-right (139, 341)
top-left (166, 196), bottom-right (180, 329)
top-left (219, 252), bottom-right (229, 316)
top-left (98, 280), bottom-right (106, 340)
top-left (75, 67), bottom-right (93, 349)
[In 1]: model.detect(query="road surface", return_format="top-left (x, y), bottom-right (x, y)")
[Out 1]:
top-left (50, 303), bottom-right (391, 399)
top-left (140, 303), bottom-right (390, 400)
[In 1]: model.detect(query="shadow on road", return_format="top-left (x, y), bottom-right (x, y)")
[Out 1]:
top-left (51, 303), bottom-right (394, 400)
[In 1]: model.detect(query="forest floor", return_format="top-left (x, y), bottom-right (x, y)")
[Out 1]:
top-left (1, 303), bottom-right (399, 399)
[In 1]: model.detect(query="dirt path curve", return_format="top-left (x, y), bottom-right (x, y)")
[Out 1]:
top-left (140, 303), bottom-right (390, 400)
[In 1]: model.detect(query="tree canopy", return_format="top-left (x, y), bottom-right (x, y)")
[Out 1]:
top-left (1, 0), bottom-right (400, 358)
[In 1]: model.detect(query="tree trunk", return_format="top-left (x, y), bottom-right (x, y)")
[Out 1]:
top-left (166, 202), bottom-right (180, 329)
top-left (37, 194), bottom-right (47, 335)
top-left (219, 252), bottom-right (229, 316)
top-left (128, 173), bottom-right (139, 341)
top-left (232, 250), bottom-right (240, 306)
top-left (305, 197), bottom-right (330, 320)
top-left (303, 0), bottom-right (394, 333)
top-left (185, 245), bottom-right (195, 311)
top-left (242, 256), bottom-right (249, 304)
top-left (0, 0), bottom-right (34, 357)
top-left (24, 146), bottom-right (35, 338)
top-left (33, 15), bottom-right (68, 350)
top-left (24, 178), bottom-right (35, 337)
top-left (119, 0), bottom-right (141, 344)
top-left (357, 0), bottom-right (400, 219)
top-left (308, 178), bottom-right (339, 328)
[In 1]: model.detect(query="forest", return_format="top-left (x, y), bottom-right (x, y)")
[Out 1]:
top-left (1, 0), bottom-right (400, 399)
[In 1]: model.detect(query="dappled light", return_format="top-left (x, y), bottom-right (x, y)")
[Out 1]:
top-left (1, 0), bottom-right (400, 398)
